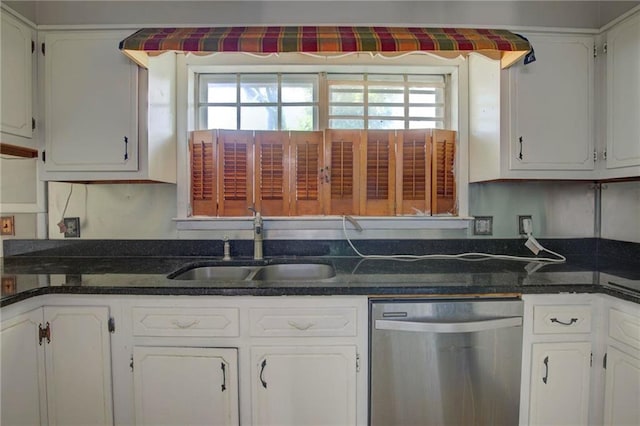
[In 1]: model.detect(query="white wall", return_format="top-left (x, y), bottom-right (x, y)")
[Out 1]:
top-left (601, 181), bottom-right (640, 243)
top-left (5, 1), bottom-right (640, 29)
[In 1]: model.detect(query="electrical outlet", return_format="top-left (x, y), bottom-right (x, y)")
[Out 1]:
top-left (63, 217), bottom-right (80, 238)
top-left (518, 215), bottom-right (533, 236)
top-left (1, 216), bottom-right (15, 236)
top-left (473, 216), bottom-right (493, 235)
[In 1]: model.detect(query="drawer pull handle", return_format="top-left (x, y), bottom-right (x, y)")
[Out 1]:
top-left (543, 356), bottom-right (549, 384)
top-left (221, 362), bottom-right (227, 392)
top-left (288, 321), bottom-right (314, 331)
top-left (260, 359), bottom-right (268, 389)
top-left (172, 319), bottom-right (200, 329)
top-left (550, 317), bottom-right (578, 326)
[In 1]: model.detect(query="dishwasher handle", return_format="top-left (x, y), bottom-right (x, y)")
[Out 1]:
top-left (375, 316), bottom-right (523, 333)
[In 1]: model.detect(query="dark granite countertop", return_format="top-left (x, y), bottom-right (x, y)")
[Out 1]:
top-left (2, 238), bottom-right (639, 306)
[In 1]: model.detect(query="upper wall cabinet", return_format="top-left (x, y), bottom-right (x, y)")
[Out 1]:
top-left (469, 34), bottom-right (596, 181)
top-left (1, 10), bottom-right (34, 140)
top-left (603, 11), bottom-right (640, 178)
top-left (41, 30), bottom-right (176, 182)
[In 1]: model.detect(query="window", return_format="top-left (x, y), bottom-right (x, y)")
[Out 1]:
top-left (197, 72), bottom-right (447, 131)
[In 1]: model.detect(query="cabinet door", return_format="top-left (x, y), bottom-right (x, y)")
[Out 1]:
top-left (1, 11), bottom-right (33, 138)
top-left (603, 346), bottom-right (640, 425)
top-left (252, 345), bottom-right (357, 426)
top-left (44, 31), bottom-right (138, 172)
top-left (606, 12), bottom-right (640, 170)
top-left (0, 309), bottom-right (46, 426)
top-left (133, 346), bottom-right (239, 426)
top-left (44, 306), bottom-right (113, 426)
top-left (508, 34), bottom-right (594, 171)
top-left (528, 341), bottom-right (591, 426)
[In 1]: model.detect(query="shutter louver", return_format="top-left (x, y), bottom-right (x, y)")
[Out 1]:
top-left (324, 130), bottom-right (360, 215)
top-left (189, 130), bottom-right (217, 216)
top-left (218, 130), bottom-right (254, 216)
top-left (396, 129), bottom-right (431, 215)
top-left (291, 131), bottom-right (323, 215)
top-left (255, 131), bottom-right (288, 216)
top-left (361, 130), bottom-right (395, 216)
top-left (432, 129), bottom-right (457, 215)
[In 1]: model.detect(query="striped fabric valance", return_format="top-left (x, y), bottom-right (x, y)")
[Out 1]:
top-left (119, 26), bottom-right (532, 69)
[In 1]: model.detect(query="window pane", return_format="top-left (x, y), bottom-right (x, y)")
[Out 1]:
top-left (409, 90), bottom-right (438, 104)
top-left (409, 120), bottom-right (438, 129)
top-left (204, 106), bottom-right (237, 129)
top-left (369, 120), bottom-right (405, 129)
top-left (282, 75), bottom-right (317, 102)
top-left (368, 87), bottom-right (404, 103)
top-left (200, 76), bottom-right (237, 103)
top-left (240, 75), bottom-right (278, 103)
top-left (410, 106), bottom-right (444, 119)
top-left (330, 86), bottom-right (364, 103)
top-left (330, 106), bottom-right (364, 116)
top-left (329, 119), bottom-right (364, 129)
top-left (282, 106), bottom-right (315, 131)
top-left (369, 106), bottom-right (405, 117)
top-left (241, 106), bottom-right (277, 130)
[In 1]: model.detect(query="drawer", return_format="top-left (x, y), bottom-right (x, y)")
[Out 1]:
top-left (533, 305), bottom-right (591, 334)
top-left (132, 307), bottom-right (239, 337)
top-left (249, 307), bottom-right (357, 337)
top-left (609, 308), bottom-right (640, 350)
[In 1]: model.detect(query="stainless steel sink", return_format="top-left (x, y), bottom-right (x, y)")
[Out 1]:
top-left (251, 263), bottom-right (336, 281)
top-left (170, 265), bottom-right (255, 280)
top-left (168, 262), bottom-right (336, 282)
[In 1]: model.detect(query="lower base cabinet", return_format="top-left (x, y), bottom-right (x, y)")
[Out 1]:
top-left (133, 346), bottom-right (239, 426)
top-left (251, 345), bottom-right (357, 426)
top-left (0, 305), bottom-right (113, 426)
top-left (603, 345), bottom-right (640, 425)
top-left (528, 341), bottom-right (592, 425)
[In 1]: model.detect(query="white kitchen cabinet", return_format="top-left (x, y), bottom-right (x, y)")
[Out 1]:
top-left (251, 345), bottom-right (357, 426)
top-left (42, 30), bottom-right (177, 182)
top-left (469, 34), bottom-right (596, 181)
top-left (603, 302), bottom-right (640, 425)
top-left (1, 9), bottom-right (34, 140)
top-left (133, 346), bottom-right (239, 426)
top-left (603, 11), bottom-right (640, 177)
top-left (0, 308), bottom-right (47, 426)
top-left (0, 305), bottom-right (113, 426)
top-left (528, 341), bottom-right (592, 425)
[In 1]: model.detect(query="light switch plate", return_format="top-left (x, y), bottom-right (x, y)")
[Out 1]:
top-left (473, 216), bottom-right (493, 235)
top-left (63, 217), bottom-right (80, 238)
top-left (1, 216), bottom-right (15, 236)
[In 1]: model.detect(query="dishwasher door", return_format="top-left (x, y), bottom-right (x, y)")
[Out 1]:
top-left (370, 299), bottom-right (523, 426)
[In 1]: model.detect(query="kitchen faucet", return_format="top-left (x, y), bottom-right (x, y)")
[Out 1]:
top-left (248, 206), bottom-right (263, 260)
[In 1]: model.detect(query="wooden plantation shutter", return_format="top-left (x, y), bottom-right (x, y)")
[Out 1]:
top-left (255, 131), bottom-right (289, 216)
top-left (218, 129), bottom-right (254, 216)
top-left (361, 130), bottom-right (396, 216)
top-left (324, 130), bottom-right (361, 215)
top-left (290, 131), bottom-right (323, 215)
top-left (189, 130), bottom-right (217, 216)
top-left (432, 129), bottom-right (457, 215)
top-left (396, 129), bottom-right (432, 215)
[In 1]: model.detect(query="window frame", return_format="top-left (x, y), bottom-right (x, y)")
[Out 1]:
top-left (176, 52), bottom-right (469, 228)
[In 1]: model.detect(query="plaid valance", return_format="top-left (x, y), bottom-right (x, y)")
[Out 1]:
top-left (119, 26), bottom-right (531, 69)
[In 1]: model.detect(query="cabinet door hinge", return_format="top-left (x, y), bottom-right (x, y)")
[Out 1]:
top-left (356, 353), bottom-right (361, 373)
top-left (593, 44), bottom-right (597, 58)
top-left (593, 149), bottom-right (598, 162)
top-left (38, 322), bottom-right (51, 345)
top-left (603, 150), bottom-right (607, 160)
top-left (108, 317), bottom-right (115, 333)
top-left (603, 352), bottom-right (608, 369)
top-left (32, 117), bottom-right (36, 131)
top-left (31, 40), bottom-right (35, 54)
top-left (41, 150), bottom-right (46, 162)
top-left (41, 42), bottom-right (45, 56)
top-left (603, 42), bottom-right (608, 54)
top-left (130, 356), bottom-right (134, 372)
top-left (590, 352), bottom-right (593, 367)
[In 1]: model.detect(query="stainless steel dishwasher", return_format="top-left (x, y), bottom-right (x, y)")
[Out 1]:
top-left (370, 298), bottom-right (523, 426)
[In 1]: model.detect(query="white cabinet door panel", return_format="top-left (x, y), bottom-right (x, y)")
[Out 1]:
top-left (44, 31), bottom-right (138, 172)
top-left (44, 306), bottom-right (113, 426)
top-left (603, 346), bottom-right (640, 425)
top-left (134, 346), bottom-right (239, 426)
top-left (252, 345), bottom-right (357, 426)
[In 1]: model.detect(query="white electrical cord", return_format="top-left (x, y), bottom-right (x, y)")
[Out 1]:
top-left (341, 216), bottom-right (566, 263)
top-left (57, 184), bottom-right (74, 233)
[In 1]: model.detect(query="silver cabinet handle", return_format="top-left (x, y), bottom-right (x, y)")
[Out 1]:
top-left (375, 316), bottom-right (522, 333)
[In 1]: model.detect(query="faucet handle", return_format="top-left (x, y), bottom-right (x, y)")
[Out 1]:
top-left (248, 205), bottom-right (258, 215)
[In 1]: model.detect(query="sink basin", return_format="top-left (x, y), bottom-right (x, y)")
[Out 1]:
top-left (170, 266), bottom-right (255, 280)
top-left (251, 263), bottom-right (336, 281)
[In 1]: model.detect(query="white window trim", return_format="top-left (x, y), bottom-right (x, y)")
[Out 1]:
top-left (175, 52), bottom-right (470, 236)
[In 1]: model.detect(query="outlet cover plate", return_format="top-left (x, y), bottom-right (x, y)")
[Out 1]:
top-left (518, 215), bottom-right (533, 235)
top-left (1, 216), bottom-right (15, 236)
top-left (63, 217), bottom-right (80, 238)
top-left (473, 216), bottom-right (493, 235)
